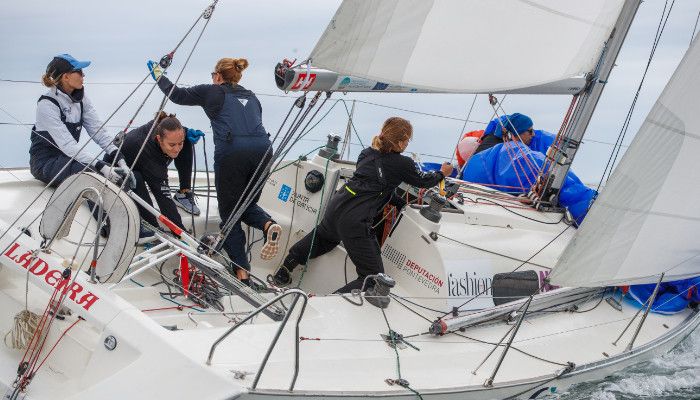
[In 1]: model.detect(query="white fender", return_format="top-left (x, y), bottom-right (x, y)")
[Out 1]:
top-left (40, 172), bottom-right (139, 283)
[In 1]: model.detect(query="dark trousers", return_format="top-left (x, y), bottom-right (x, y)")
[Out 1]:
top-left (287, 197), bottom-right (384, 293)
top-left (214, 136), bottom-right (273, 270)
top-left (174, 141), bottom-right (193, 191)
top-left (30, 154), bottom-right (89, 188)
top-left (30, 154), bottom-right (107, 228)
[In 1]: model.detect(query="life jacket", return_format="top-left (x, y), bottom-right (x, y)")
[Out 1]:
top-left (29, 95), bottom-right (84, 161)
top-left (344, 149), bottom-right (389, 198)
top-left (455, 130), bottom-right (485, 167)
top-left (210, 84), bottom-right (267, 144)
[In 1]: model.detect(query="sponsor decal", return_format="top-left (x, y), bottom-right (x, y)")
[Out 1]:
top-left (539, 270), bottom-right (559, 292)
top-left (3, 242), bottom-right (100, 311)
top-left (444, 260), bottom-right (494, 309)
top-left (290, 73), bottom-right (317, 90)
top-left (337, 76), bottom-right (352, 89)
top-left (278, 184), bottom-right (292, 202)
top-left (287, 190), bottom-right (318, 214)
top-left (447, 271), bottom-right (493, 298)
top-left (372, 82), bottom-right (389, 91)
top-left (382, 244), bottom-right (443, 294)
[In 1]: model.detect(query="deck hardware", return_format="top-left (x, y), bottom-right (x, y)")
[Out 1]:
top-left (207, 289), bottom-right (309, 392)
top-left (429, 232), bottom-right (438, 241)
top-left (420, 193), bottom-right (446, 223)
top-left (365, 273), bottom-right (395, 309)
top-left (484, 295), bottom-right (533, 387)
top-left (613, 274), bottom-right (664, 351)
top-left (385, 378), bottom-right (410, 387)
top-left (602, 352), bottom-right (609, 357)
top-left (104, 335), bottom-right (117, 351)
top-left (381, 330), bottom-right (419, 351)
top-left (605, 287), bottom-right (624, 312)
top-left (230, 370), bottom-right (254, 380)
top-left (625, 273), bottom-right (664, 352)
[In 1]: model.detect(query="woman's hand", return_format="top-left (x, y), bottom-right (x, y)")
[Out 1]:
top-left (147, 60), bottom-right (164, 81)
top-left (440, 162), bottom-right (453, 178)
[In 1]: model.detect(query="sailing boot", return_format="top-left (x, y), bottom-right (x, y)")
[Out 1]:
top-left (270, 255), bottom-right (299, 287)
top-left (260, 222), bottom-right (282, 260)
top-left (173, 190), bottom-right (201, 215)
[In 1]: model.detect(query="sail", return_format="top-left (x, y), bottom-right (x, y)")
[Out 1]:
top-left (549, 37), bottom-right (700, 288)
top-left (309, 0), bottom-right (625, 94)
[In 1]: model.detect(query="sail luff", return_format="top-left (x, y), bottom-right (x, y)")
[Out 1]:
top-left (549, 35), bottom-right (700, 288)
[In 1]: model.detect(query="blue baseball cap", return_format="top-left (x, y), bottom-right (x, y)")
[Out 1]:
top-left (46, 54), bottom-right (91, 79)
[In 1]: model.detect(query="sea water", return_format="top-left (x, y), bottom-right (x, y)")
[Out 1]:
top-left (557, 329), bottom-right (700, 399)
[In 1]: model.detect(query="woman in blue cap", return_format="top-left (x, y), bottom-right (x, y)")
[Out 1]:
top-left (473, 113), bottom-right (535, 154)
top-left (30, 54), bottom-right (132, 187)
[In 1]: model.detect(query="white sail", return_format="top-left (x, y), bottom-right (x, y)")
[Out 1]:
top-left (550, 37), bottom-right (700, 288)
top-left (309, 0), bottom-right (625, 94)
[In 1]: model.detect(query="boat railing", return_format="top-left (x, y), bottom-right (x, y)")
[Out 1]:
top-left (206, 288), bottom-right (309, 391)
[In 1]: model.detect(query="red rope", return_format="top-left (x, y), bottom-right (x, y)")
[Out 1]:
top-left (17, 272), bottom-right (72, 392)
top-left (32, 318), bottom-right (82, 374)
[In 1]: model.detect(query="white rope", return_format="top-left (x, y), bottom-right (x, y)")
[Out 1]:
top-left (4, 310), bottom-right (43, 350)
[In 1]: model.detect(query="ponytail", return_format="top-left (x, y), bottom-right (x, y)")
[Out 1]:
top-left (41, 73), bottom-right (58, 88)
top-left (371, 117), bottom-right (413, 153)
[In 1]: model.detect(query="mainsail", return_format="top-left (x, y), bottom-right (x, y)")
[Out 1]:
top-left (309, 0), bottom-right (625, 94)
top-left (549, 36), bottom-right (700, 288)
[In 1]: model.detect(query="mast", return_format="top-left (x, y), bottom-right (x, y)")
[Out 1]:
top-left (538, 0), bottom-right (641, 207)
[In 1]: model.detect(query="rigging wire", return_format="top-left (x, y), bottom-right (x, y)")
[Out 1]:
top-left (691, 9), bottom-right (700, 46)
top-left (0, 78), bottom-right (488, 125)
top-left (448, 94), bottom-right (478, 165)
top-left (595, 0), bottom-right (676, 193)
top-left (0, 1), bottom-right (220, 258)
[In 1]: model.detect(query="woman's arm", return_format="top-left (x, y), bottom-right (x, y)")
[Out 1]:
top-left (398, 156), bottom-right (444, 188)
top-left (142, 170), bottom-right (185, 230)
top-left (81, 96), bottom-right (120, 158)
top-left (35, 100), bottom-right (103, 166)
top-left (157, 77), bottom-right (224, 117)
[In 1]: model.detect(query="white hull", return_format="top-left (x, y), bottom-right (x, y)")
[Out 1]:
top-left (0, 163), bottom-right (697, 400)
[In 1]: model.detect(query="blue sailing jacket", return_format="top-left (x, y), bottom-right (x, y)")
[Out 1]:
top-left (462, 138), bottom-right (596, 224)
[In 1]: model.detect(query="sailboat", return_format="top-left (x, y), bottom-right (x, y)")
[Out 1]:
top-left (1, 0), bottom-right (699, 399)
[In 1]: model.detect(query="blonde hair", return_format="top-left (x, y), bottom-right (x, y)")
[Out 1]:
top-left (371, 117), bottom-right (413, 153)
top-left (41, 73), bottom-right (60, 88)
top-left (214, 57), bottom-right (249, 84)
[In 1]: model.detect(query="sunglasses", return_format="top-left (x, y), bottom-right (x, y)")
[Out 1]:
top-left (70, 69), bottom-right (84, 76)
top-left (525, 128), bottom-right (534, 134)
top-left (210, 72), bottom-right (218, 78)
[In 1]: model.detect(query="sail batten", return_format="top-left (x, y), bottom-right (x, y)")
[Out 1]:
top-left (550, 37), bottom-right (700, 287)
top-left (309, 0), bottom-right (625, 94)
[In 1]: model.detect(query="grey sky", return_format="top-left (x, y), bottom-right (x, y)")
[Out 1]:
top-left (1, 0), bottom-right (699, 183)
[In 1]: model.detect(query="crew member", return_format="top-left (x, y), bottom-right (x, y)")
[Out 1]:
top-left (30, 54), bottom-right (131, 187)
top-left (149, 57), bottom-right (281, 287)
top-left (119, 113), bottom-right (204, 242)
top-left (473, 113), bottom-right (534, 154)
top-left (272, 117), bottom-right (453, 293)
